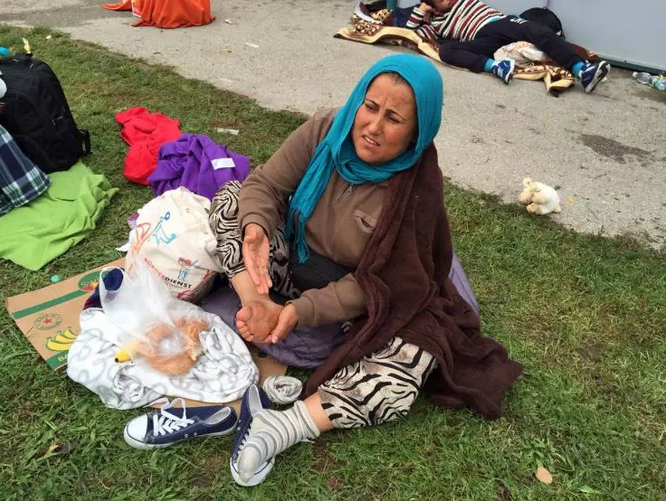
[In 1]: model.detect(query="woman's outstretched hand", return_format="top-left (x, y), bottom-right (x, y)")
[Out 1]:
top-left (242, 223), bottom-right (273, 295)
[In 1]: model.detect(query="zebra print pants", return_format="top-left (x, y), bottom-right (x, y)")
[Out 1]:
top-left (209, 182), bottom-right (437, 429)
top-left (319, 337), bottom-right (437, 428)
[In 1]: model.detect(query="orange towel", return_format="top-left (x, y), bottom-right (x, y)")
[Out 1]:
top-left (131, 0), bottom-right (215, 28)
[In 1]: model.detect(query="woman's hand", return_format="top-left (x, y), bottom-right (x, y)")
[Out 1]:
top-left (268, 304), bottom-right (299, 344)
top-left (242, 223), bottom-right (272, 295)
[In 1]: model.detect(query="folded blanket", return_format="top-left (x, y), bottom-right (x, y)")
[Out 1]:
top-left (0, 161), bottom-right (118, 270)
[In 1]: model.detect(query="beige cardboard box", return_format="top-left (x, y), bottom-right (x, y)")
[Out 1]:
top-left (6, 259), bottom-right (125, 371)
top-left (5, 259), bottom-right (287, 409)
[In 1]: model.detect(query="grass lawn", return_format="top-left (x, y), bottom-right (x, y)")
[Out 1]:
top-left (1, 26), bottom-right (665, 501)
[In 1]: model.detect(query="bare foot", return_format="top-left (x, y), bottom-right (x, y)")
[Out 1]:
top-left (236, 298), bottom-right (282, 342)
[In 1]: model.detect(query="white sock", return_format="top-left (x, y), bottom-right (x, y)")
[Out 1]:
top-left (238, 400), bottom-right (320, 482)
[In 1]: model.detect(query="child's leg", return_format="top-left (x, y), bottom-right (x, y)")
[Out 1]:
top-left (498, 17), bottom-right (610, 92)
top-left (439, 22), bottom-right (519, 84)
top-left (438, 37), bottom-right (499, 73)
top-left (500, 17), bottom-right (583, 72)
top-left (438, 38), bottom-right (516, 84)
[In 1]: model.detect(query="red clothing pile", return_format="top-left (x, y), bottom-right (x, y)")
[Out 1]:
top-left (116, 107), bottom-right (182, 185)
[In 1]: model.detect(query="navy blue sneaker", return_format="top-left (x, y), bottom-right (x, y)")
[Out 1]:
top-left (230, 384), bottom-right (273, 486)
top-left (492, 59), bottom-right (515, 84)
top-left (579, 60), bottom-right (610, 93)
top-left (123, 398), bottom-right (237, 450)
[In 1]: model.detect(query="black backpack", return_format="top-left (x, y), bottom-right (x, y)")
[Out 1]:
top-left (0, 54), bottom-right (90, 174)
top-left (520, 7), bottom-right (565, 38)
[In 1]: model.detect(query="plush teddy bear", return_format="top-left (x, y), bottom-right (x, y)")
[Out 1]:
top-left (519, 177), bottom-right (561, 215)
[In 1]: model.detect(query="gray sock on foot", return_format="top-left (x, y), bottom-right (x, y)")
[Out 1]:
top-left (238, 400), bottom-right (320, 482)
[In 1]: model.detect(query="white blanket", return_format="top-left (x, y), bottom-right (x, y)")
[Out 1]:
top-left (67, 307), bottom-right (258, 409)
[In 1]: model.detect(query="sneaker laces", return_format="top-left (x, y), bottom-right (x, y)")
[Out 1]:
top-left (148, 398), bottom-right (194, 437)
top-left (235, 418), bottom-right (253, 460)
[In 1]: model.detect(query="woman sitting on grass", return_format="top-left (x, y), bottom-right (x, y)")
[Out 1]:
top-left (209, 53), bottom-right (523, 486)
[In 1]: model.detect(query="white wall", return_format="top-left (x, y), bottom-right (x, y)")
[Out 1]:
top-left (487, 0), bottom-right (666, 71)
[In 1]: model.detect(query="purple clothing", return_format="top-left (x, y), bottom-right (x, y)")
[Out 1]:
top-left (450, 252), bottom-right (480, 317)
top-left (200, 287), bottom-right (344, 369)
top-left (149, 134), bottom-right (250, 200)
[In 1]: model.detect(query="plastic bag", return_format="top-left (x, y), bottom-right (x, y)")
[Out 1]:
top-left (127, 187), bottom-right (221, 303)
top-left (494, 41), bottom-right (548, 67)
top-left (100, 255), bottom-right (210, 376)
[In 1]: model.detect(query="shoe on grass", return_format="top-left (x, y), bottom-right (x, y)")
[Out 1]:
top-left (124, 397), bottom-right (237, 450)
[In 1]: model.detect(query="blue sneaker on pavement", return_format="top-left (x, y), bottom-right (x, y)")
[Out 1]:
top-left (579, 60), bottom-right (610, 93)
top-left (124, 398), bottom-right (237, 450)
top-left (230, 384), bottom-right (273, 487)
top-left (492, 59), bottom-right (515, 84)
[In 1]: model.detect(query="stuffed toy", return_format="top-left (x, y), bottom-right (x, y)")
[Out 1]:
top-left (519, 178), bottom-right (561, 215)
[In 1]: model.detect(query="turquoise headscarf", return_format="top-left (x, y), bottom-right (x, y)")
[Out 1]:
top-left (286, 54), bottom-right (444, 263)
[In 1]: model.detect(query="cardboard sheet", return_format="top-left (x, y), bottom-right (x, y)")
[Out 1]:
top-left (6, 259), bottom-right (125, 370)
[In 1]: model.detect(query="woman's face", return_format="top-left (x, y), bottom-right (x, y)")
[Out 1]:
top-left (351, 74), bottom-right (417, 165)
